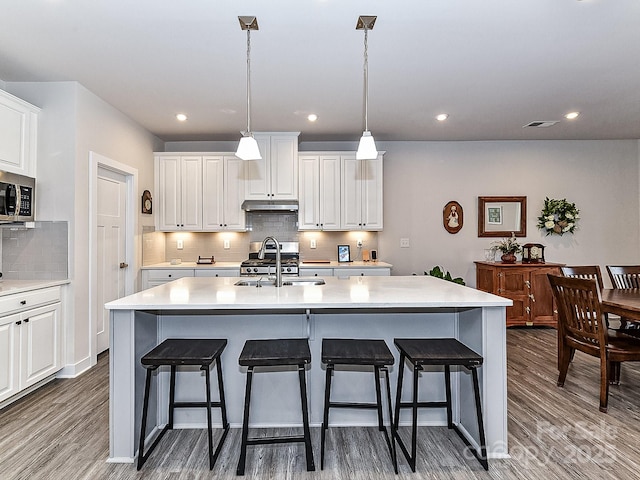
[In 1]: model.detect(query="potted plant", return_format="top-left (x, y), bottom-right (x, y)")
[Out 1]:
top-left (493, 233), bottom-right (521, 264)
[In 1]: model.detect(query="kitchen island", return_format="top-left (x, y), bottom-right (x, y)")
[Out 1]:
top-left (105, 275), bottom-right (511, 463)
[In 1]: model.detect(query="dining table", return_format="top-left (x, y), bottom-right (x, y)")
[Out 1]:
top-left (601, 288), bottom-right (640, 322)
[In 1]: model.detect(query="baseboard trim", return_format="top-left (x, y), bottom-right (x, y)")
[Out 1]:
top-left (56, 355), bottom-right (92, 378)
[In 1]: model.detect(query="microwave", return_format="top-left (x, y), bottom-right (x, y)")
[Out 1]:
top-left (0, 171), bottom-right (35, 223)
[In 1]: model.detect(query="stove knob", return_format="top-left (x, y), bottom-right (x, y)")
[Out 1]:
top-left (286, 267), bottom-right (292, 272)
top-left (253, 267), bottom-right (258, 273)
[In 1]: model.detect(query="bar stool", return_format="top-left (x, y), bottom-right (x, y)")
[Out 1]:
top-left (237, 338), bottom-right (315, 475)
top-left (137, 338), bottom-right (229, 471)
top-left (320, 338), bottom-right (397, 473)
top-left (393, 338), bottom-right (488, 471)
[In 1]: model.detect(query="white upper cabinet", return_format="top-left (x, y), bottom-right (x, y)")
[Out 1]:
top-left (0, 89), bottom-right (39, 177)
top-left (244, 133), bottom-right (299, 200)
top-left (341, 154), bottom-right (383, 231)
top-left (155, 155), bottom-right (203, 231)
top-left (202, 155), bottom-right (246, 231)
top-left (298, 154), bottom-right (341, 230)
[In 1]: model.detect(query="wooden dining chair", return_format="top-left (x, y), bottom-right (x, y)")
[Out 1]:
top-left (606, 265), bottom-right (640, 329)
top-left (560, 265), bottom-right (604, 291)
top-left (548, 274), bottom-right (640, 412)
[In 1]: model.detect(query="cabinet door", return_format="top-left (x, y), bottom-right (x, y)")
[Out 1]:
top-left (0, 315), bottom-right (20, 403)
top-left (298, 155), bottom-right (320, 230)
top-left (270, 135), bottom-right (298, 199)
top-left (202, 156), bottom-right (224, 230)
top-left (341, 155), bottom-right (362, 230)
top-left (530, 267), bottom-right (559, 326)
top-left (498, 269), bottom-right (528, 326)
top-left (20, 303), bottom-right (61, 389)
top-left (180, 156), bottom-right (203, 230)
top-left (0, 90), bottom-right (38, 176)
top-left (361, 156), bottom-right (383, 230)
top-left (244, 135), bottom-right (271, 199)
top-left (223, 156), bottom-right (246, 230)
top-left (157, 155), bottom-right (181, 231)
top-left (319, 155), bottom-right (341, 230)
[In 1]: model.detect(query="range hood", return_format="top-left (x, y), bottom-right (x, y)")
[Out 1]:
top-left (241, 200), bottom-right (298, 212)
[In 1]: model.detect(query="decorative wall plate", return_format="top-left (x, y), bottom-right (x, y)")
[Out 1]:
top-left (443, 201), bottom-right (463, 234)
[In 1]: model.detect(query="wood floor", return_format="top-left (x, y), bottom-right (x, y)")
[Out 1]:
top-left (2, 328), bottom-right (640, 479)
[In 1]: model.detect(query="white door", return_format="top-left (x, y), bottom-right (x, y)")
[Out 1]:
top-left (96, 167), bottom-right (127, 353)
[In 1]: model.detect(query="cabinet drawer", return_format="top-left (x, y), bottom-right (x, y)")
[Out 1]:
top-left (194, 269), bottom-right (239, 277)
top-left (145, 269), bottom-right (195, 281)
top-left (335, 268), bottom-right (390, 278)
top-left (0, 287), bottom-right (61, 317)
top-left (299, 268), bottom-right (333, 277)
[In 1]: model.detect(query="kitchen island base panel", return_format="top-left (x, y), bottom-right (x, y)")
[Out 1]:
top-left (108, 306), bottom-right (508, 462)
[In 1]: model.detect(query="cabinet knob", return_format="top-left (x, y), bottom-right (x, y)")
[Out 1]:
top-left (529, 294), bottom-right (536, 302)
top-left (24, 318), bottom-right (29, 323)
top-left (15, 321), bottom-right (22, 325)
top-left (168, 274), bottom-right (172, 278)
top-left (20, 300), bottom-right (27, 305)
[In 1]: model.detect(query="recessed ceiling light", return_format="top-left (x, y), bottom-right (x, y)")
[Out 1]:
top-left (436, 113), bottom-right (449, 122)
top-left (176, 113), bottom-right (187, 122)
top-left (307, 114), bottom-right (318, 122)
top-left (564, 111), bottom-right (580, 120)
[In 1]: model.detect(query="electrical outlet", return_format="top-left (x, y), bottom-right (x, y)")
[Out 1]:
top-left (223, 239), bottom-right (230, 249)
top-left (310, 239), bottom-right (317, 249)
top-left (177, 240), bottom-right (184, 250)
top-left (400, 238), bottom-right (410, 248)
top-left (357, 239), bottom-right (363, 248)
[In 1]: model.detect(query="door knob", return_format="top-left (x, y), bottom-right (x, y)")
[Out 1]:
top-left (119, 262), bottom-right (129, 268)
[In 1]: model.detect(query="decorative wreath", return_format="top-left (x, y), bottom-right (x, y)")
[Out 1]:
top-left (537, 197), bottom-right (580, 236)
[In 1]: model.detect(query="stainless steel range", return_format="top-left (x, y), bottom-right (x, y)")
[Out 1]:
top-left (240, 241), bottom-right (299, 276)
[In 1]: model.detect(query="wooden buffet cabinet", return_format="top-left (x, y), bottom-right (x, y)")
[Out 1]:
top-left (475, 261), bottom-right (564, 327)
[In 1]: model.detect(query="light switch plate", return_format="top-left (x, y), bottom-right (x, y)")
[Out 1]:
top-left (177, 240), bottom-right (184, 250)
top-left (310, 239), bottom-right (317, 249)
top-left (400, 238), bottom-right (410, 248)
top-left (224, 239), bottom-right (230, 249)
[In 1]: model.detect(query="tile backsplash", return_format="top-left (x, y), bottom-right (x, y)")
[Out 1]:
top-left (1, 221), bottom-right (68, 280)
top-left (144, 212), bottom-right (379, 265)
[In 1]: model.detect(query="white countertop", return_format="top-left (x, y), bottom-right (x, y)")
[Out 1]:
top-left (300, 261), bottom-right (392, 268)
top-left (141, 261), bottom-right (241, 269)
top-left (0, 279), bottom-right (70, 297)
top-left (105, 275), bottom-right (510, 311)
top-left (141, 261), bottom-right (392, 270)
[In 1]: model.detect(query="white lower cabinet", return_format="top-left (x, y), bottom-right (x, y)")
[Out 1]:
top-left (142, 269), bottom-right (195, 289)
top-left (299, 268), bottom-right (334, 277)
top-left (334, 268), bottom-right (391, 278)
top-left (0, 287), bottom-right (62, 405)
top-left (194, 269), bottom-right (240, 278)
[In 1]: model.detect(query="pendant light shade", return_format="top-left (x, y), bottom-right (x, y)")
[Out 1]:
top-left (355, 15), bottom-right (378, 160)
top-left (236, 134), bottom-right (261, 161)
top-left (236, 16), bottom-right (261, 160)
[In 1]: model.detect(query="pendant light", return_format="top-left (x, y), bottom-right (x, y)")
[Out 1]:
top-left (236, 16), bottom-right (261, 160)
top-left (356, 15), bottom-right (378, 160)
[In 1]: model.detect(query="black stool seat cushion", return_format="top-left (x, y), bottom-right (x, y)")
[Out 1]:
top-left (322, 338), bottom-right (394, 366)
top-left (239, 338), bottom-right (311, 366)
top-left (141, 338), bottom-right (227, 367)
top-left (394, 338), bottom-right (482, 366)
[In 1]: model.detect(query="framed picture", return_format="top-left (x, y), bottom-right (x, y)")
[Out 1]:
top-left (443, 201), bottom-right (463, 234)
top-left (487, 206), bottom-right (502, 225)
top-left (338, 245), bottom-right (351, 263)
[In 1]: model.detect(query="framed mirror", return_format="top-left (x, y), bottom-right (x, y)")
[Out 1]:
top-left (478, 196), bottom-right (527, 237)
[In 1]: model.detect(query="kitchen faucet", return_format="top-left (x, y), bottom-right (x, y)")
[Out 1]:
top-left (258, 236), bottom-right (282, 287)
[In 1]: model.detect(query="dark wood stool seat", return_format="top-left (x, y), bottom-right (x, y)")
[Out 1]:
top-left (393, 338), bottom-right (488, 472)
top-left (137, 338), bottom-right (229, 471)
top-left (320, 339), bottom-right (397, 473)
top-left (237, 338), bottom-right (315, 475)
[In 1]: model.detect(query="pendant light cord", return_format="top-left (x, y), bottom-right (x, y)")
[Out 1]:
top-left (363, 27), bottom-right (369, 132)
top-left (246, 29), bottom-right (252, 134)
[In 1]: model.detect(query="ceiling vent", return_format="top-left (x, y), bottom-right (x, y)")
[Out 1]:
top-left (523, 121), bottom-right (559, 128)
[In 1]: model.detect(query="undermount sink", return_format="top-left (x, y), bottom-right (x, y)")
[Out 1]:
top-left (234, 277), bottom-right (325, 287)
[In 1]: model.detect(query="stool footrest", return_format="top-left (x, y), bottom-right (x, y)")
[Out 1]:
top-left (328, 401), bottom-right (383, 409)
top-left (174, 401), bottom-right (224, 409)
top-left (246, 434), bottom-right (307, 446)
top-left (398, 401), bottom-right (448, 409)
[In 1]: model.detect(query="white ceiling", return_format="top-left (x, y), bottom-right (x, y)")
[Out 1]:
top-left (1, 0), bottom-right (639, 143)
